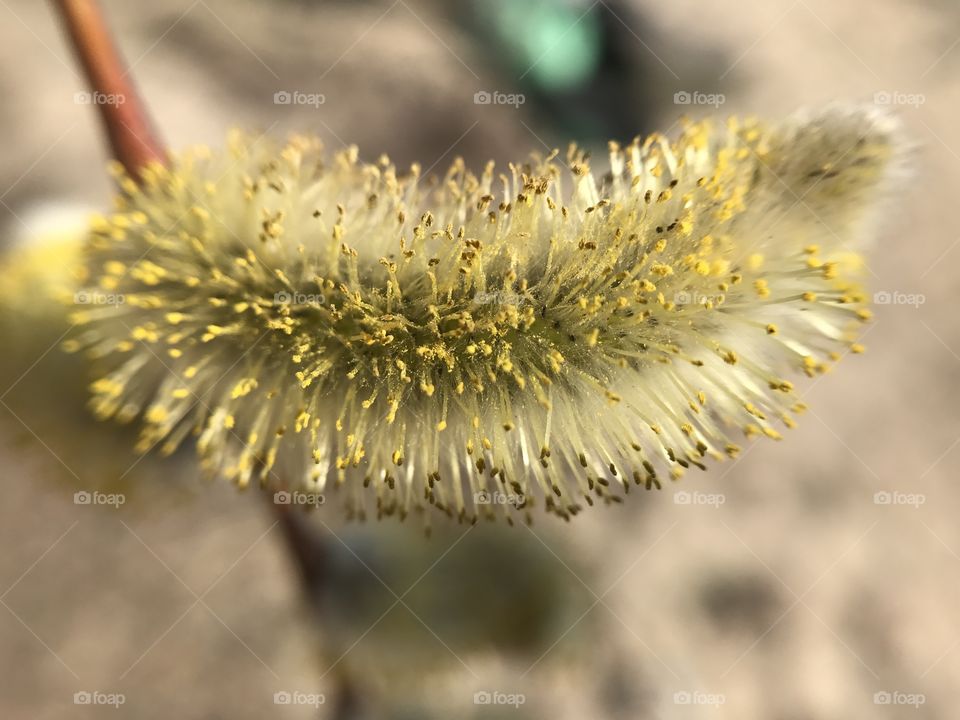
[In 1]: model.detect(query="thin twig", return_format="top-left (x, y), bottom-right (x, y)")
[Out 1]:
top-left (272, 499), bottom-right (329, 605)
top-left (51, 0), bottom-right (167, 178)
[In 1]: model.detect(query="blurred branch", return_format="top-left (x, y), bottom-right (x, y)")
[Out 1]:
top-left (271, 499), bottom-right (366, 720)
top-left (51, 0), bottom-right (167, 178)
top-left (272, 499), bottom-right (329, 605)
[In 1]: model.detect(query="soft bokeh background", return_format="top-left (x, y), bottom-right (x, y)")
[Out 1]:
top-left (0, 0), bottom-right (957, 718)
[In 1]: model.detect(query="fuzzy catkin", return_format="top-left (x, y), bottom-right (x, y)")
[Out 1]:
top-left (68, 106), bottom-right (905, 523)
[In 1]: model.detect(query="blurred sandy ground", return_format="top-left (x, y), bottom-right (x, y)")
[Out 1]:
top-left (0, 0), bottom-right (958, 717)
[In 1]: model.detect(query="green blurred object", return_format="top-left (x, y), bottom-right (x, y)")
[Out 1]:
top-left (490, 0), bottom-right (601, 91)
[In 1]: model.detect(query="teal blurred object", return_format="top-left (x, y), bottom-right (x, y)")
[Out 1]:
top-left (489, 0), bottom-right (602, 92)
top-left (458, 0), bottom-right (659, 144)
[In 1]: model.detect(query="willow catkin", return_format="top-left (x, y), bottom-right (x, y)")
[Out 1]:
top-left (67, 106), bottom-right (907, 523)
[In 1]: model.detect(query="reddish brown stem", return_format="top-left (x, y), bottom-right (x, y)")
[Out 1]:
top-left (51, 0), bottom-right (167, 178)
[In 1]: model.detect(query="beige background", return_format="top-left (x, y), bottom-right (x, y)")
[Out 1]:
top-left (0, 0), bottom-right (956, 718)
